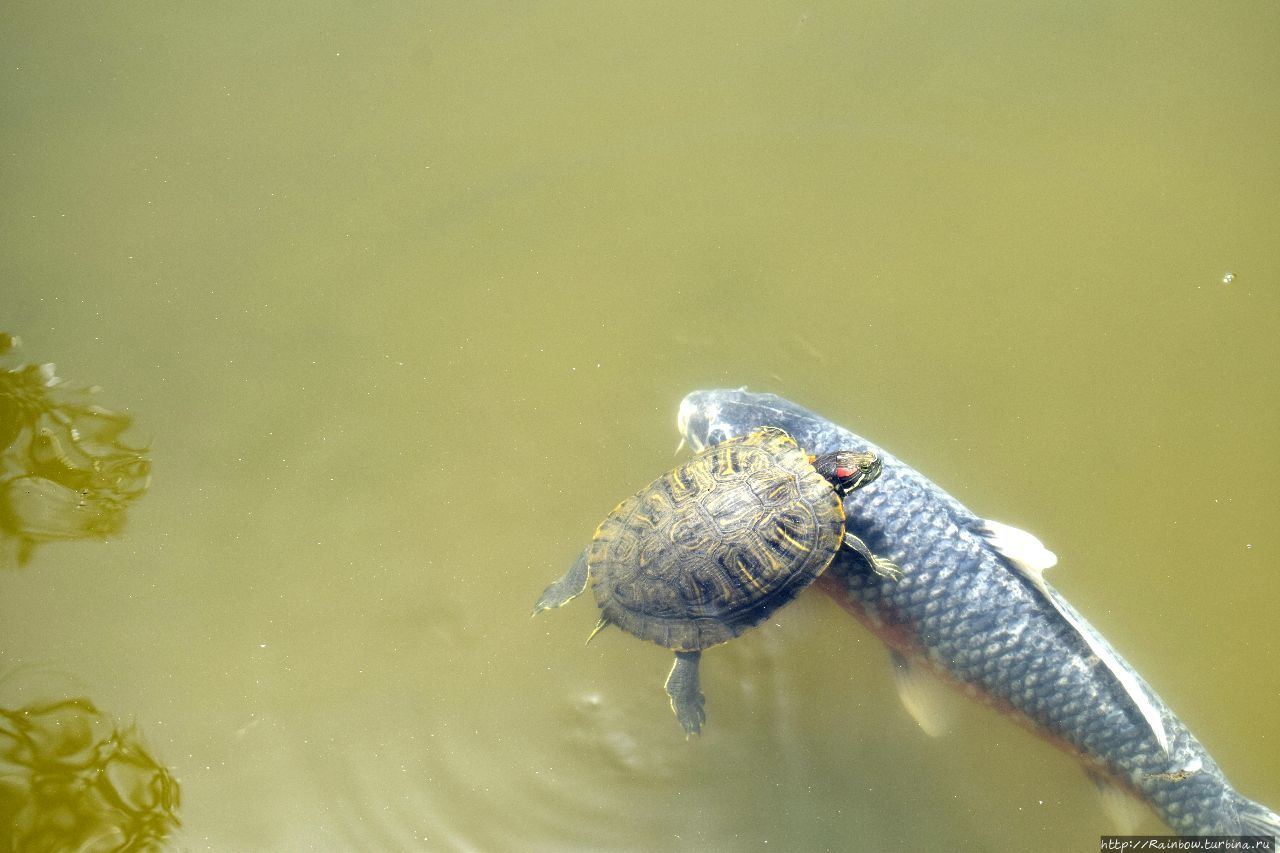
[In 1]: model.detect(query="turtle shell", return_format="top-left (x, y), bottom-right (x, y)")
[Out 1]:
top-left (588, 427), bottom-right (845, 651)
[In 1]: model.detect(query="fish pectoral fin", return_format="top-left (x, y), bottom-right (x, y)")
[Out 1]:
top-left (972, 519), bottom-right (1058, 579)
top-left (891, 651), bottom-right (953, 738)
top-left (1085, 768), bottom-right (1152, 835)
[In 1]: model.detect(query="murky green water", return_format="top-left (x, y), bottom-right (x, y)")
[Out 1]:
top-left (3, 3), bottom-right (1277, 850)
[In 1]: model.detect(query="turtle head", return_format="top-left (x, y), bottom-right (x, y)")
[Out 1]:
top-left (811, 450), bottom-right (882, 497)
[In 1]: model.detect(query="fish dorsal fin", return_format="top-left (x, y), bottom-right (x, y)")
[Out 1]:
top-left (974, 519), bottom-right (1057, 579)
top-left (1085, 768), bottom-right (1151, 834)
top-left (973, 518), bottom-right (1172, 757)
top-left (890, 651), bottom-right (953, 737)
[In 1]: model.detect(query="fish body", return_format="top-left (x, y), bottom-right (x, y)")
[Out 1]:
top-left (678, 388), bottom-right (1278, 836)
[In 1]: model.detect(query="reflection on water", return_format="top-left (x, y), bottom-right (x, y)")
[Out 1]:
top-left (0, 333), bottom-right (173, 849)
top-left (0, 333), bottom-right (150, 567)
top-left (0, 695), bottom-right (181, 852)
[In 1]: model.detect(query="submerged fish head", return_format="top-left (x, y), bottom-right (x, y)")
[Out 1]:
top-left (677, 388), bottom-right (841, 453)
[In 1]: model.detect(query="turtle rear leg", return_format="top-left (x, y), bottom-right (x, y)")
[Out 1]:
top-left (843, 533), bottom-right (902, 580)
top-left (532, 548), bottom-right (590, 615)
top-left (665, 650), bottom-right (706, 736)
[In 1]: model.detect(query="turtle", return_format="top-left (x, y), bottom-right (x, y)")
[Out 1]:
top-left (532, 426), bottom-right (900, 735)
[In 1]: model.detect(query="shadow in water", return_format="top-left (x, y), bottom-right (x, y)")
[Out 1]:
top-left (0, 333), bottom-right (150, 567)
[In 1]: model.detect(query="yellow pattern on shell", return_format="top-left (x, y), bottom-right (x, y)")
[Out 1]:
top-left (587, 427), bottom-right (846, 651)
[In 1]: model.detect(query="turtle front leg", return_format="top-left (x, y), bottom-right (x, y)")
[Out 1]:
top-left (665, 650), bottom-right (706, 736)
top-left (532, 548), bottom-right (590, 615)
top-left (843, 534), bottom-right (902, 580)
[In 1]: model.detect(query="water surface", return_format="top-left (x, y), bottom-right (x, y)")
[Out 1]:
top-left (2, 3), bottom-right (1277, 850)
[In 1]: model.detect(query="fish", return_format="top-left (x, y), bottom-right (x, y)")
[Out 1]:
top-left (677, 388), bottom-right (1279, 837)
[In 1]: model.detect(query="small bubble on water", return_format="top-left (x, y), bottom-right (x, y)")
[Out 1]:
top-left (1222, 272), bottom-right (1234, 284)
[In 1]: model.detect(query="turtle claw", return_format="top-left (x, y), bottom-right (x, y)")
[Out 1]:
top-left (677, 700), bottom-right (706, 737)
top-left (532, 549), bottom-right (590, 615)
top-left (666, 651), bottom-right (706, 736)
top-left (871, 556), bottom-right (903, 581)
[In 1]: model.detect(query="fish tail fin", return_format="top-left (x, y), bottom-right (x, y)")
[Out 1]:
top-left (1234, 792), bottom-right (1280, 841)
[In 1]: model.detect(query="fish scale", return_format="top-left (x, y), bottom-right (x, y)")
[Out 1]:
top-left (679, 388), bottom-right (1279, 836)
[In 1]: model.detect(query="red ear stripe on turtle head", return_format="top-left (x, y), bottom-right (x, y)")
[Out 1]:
top-left (835, 467), bottom-right (854, 479)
